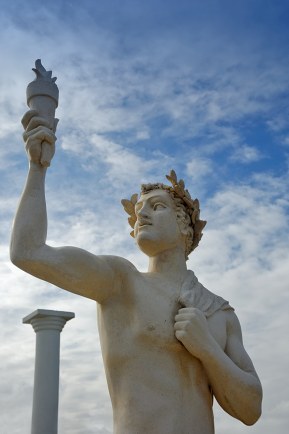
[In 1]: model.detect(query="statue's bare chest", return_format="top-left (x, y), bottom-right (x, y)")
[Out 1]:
top-left (130, 276), bottom-right (184, 351)
top-left (98, 271), bottom-right (227, 361)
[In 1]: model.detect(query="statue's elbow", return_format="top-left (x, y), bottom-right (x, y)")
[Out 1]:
top-left (242, 387), bottom-right (262, 426)
top-left (10, 246), bottom-right (22, 268)
top-left (243, 407), bottom-right (262, 426)
top-left (242, 409), bottom-right (261, 426)
top-left (10, 252), bottom-right (29, 271)
top-left (10, 245), bottom-right (34, 272)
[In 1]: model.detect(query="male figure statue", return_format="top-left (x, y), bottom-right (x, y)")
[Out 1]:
top-left (10, 110), bottom-right (262, 434)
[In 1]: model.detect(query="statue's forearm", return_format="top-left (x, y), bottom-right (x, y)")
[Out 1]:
top-left (201, 344), bottom-right (262, 425)
top-left (10, 163), bottom-right (48, 264)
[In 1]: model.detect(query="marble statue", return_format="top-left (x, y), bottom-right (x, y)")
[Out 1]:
top-left (10, 61), bottom-right (262, 434)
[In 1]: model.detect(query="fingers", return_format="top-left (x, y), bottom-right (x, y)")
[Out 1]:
top-left (21, 110), bottom-right (38, 129)
top-left (24, 126), bottom-right (56, 166)
top-left (175, 307), bottom-right (204, 321)
top-left (24, 139), bottom-right (55, 165)
top-left (25, 138), bottom-right (42, 163)
top-left (174, 308), bottom-right (207, 336)
top-left (174, 311), bottom-right (193, 333)
top-left (21, 110), bottom-right (58, 132)
top-left (174, 321), bottom-right (189, 332)
top-left (25, 115), bottom-right (52, 133)
top-left (177, 307), bottom-right (200, 314)
top-left (23, 126), bottom-right (56, 144)
top-left (174, 315), bottom-right (196, 330)
top-left (21, 110), bottom-right (58, 167)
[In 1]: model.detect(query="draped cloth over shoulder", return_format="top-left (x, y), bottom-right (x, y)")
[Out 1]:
top-left (178, 270), bottom-right (234, 318)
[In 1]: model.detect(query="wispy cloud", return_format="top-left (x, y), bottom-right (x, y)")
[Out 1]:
top-left (230, 144), bottom-right (263, 163)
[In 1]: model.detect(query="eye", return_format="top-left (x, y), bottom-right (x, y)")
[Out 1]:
top-left (153, 202), bottom-right (166, 210)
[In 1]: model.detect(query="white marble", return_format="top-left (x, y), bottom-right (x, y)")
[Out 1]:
top-left (23, 309), bottom-right (74, 434)
top-left (10, 61), bottom-right (262, 434)
top-left (24, 59), bottom-right (59, 167)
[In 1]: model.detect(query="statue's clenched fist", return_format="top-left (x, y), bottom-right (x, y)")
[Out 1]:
top-left (21, 109), bottom-right (58, 166)
top-left (174, 307), bottom-right (215, 360)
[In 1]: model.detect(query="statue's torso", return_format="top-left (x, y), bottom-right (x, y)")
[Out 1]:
top-left (97, 269), bottom-right (227, 434)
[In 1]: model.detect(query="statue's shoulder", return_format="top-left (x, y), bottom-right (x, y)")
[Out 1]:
top-left (179, 269), bottom-right (234, 317)
top-left (105, 254), bottom-right (139, 275)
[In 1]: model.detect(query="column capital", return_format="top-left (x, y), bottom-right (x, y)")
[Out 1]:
top-left (23, 309), bottom-right (75, 333)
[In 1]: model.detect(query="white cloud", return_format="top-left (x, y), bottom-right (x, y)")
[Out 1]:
top-left (187, 156), bottom-right (212, 174)
top-left (267, 114), bottom-right (289, 133)
top-left (186, 157), bottom-right (213, 187)
top-left (230, 144), bottom-right (263, 163)
top-left (90, 134), bottom-right (156, 182)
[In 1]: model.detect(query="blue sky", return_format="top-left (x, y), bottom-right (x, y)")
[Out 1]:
top-left (1, 1), bottom-right (289, 433)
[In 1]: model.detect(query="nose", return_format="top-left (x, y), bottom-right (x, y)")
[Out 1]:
top-left (138, 208), bottom-right (149, 218)
top-left (137, 203), bottom-right (150, 219)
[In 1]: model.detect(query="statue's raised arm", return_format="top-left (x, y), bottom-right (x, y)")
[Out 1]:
top-left (10, 61), bottom-right (129, 303)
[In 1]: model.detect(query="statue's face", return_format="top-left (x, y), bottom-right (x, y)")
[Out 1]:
top-left (134, 189), bottom-right (184, 257)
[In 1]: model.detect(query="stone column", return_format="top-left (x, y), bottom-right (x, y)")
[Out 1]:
top-left (23, 309), bottom-right (75, 434)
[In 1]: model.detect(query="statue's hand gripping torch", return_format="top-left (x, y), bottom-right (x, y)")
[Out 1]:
top-left (26, 59), bottom-right (59, 167)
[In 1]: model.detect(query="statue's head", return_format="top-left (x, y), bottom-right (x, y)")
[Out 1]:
top-left (121, 170), bottom-right (207, 260)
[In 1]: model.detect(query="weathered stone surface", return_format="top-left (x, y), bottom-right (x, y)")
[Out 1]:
top-left (10, 62), bottom-right (262, 434)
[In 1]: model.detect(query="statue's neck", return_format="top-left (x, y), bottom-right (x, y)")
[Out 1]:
top-left (147, 247), bottom-right (188, 281)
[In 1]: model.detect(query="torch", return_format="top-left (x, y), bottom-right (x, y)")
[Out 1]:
top-left (26, 59), bottom-right (59, 167)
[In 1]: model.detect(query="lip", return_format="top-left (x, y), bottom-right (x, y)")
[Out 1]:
top-left (138, 220), bottom-right (152, 228)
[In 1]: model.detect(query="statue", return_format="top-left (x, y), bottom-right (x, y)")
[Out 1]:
top-left (10, 61), bottom-right (262, 434)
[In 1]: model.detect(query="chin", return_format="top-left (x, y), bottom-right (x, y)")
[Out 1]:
top-left (136, 236), bottom-right (156, 256)
top-left (136, 235), bottom-right (175, 257)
